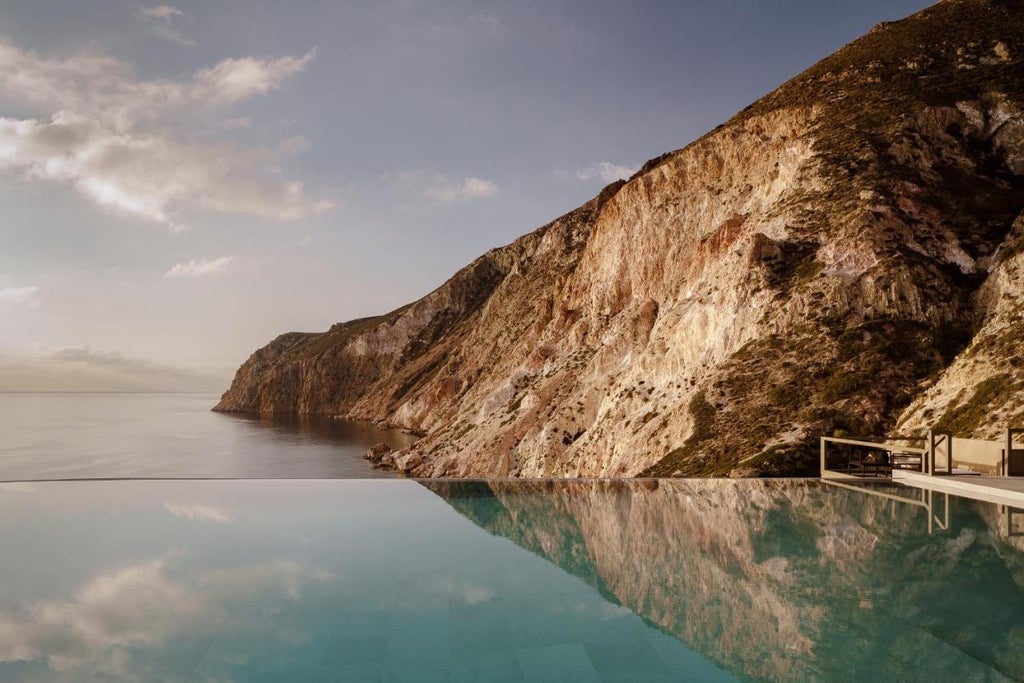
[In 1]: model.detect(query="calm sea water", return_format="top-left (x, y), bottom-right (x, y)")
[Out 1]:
top-left (0, 479), bottom-right (1021, 681)
top-left (0, 392), bottom-right (414, 480)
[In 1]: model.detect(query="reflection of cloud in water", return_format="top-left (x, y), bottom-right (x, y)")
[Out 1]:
top-left (430, 577), bottom-right (495, 605)
top-left (0, 556), bottom-right (332, 676)
top-left (568, 600), bottom-right (633, 621)
top-left (163, 501), bottom-right (233, 524)
top-left (200, 560), bottom-right (333, 601)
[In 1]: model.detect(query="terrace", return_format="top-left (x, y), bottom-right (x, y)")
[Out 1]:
top-left (821, 428), bottom-right (1024, 506)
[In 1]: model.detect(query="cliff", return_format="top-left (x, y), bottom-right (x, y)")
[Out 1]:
top-left (217, 0), bottom-right (1024, 477)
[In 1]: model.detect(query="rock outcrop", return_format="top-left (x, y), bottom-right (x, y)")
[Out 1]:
top-left (217, 0), bottom-right (1024, 477)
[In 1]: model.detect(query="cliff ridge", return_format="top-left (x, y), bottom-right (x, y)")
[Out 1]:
top-left (217, 0), bottom-right (1024, 477)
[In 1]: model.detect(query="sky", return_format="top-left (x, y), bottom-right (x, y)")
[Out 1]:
top-left (0, 0), bottom-right (933, 392)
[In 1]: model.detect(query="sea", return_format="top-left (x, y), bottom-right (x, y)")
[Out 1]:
top-left (0, 392), bottom-right (415, 480)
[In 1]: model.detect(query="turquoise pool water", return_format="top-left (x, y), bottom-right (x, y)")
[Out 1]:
top-left (1, 479), bottom-right (1023, 681)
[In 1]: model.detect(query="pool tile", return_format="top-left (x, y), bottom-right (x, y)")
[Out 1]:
top-left (643, 628), bottom-right (734, 681)
top-left (327, 662), bottom-right (385, 682)
top-left (322, 632), bottom-right (389, 668)
top-left (383, 660), bottom-right (452, 682)
top-left (452, 651), bottom-right (525, 682)
top-left (451, 599), bottom-right (515, 659)
top-left (516, 643), bottom-right (601, 683)
top-left (582, 634), bottom-right (673, 676)
top-left (509, 611), bottom-right (581, 650)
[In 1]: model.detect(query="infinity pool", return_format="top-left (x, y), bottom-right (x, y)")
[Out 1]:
top-left (1, 479), bottom-right (1022, 681)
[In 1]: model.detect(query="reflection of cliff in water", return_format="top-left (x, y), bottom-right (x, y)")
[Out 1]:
top-left (421, 480), bottom-right (1024, 682)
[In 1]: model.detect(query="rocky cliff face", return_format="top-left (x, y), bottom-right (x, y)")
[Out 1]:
top-left (423, 480), bottom-right (1024, 681)
top-left (216, 0), bottom-right (1024, 477)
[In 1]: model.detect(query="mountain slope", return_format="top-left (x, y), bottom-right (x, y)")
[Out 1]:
top-left (217, 0), bottom-right (1024, 477)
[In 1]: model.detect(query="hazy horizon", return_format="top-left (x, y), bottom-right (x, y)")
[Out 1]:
top-left (0, 0), bottom-right (932, 391)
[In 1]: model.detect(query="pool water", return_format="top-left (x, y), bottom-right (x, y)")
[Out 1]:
top-left (0, 479), bottom-right (1022, 681)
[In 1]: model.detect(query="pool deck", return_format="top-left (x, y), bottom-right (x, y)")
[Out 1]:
top-left (893, 470), bottom-right (1024, 507)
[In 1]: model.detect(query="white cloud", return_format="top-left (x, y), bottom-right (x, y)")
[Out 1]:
top-left (193, 51), bottom-right (315, 105)
top-left (163, 502), bottom-right (232, 524)
top-left (0, 286), bottom-right (38, 306)
top-left (0, 38), bottom-right (331, 226)
top-left (389, 171), bottom-right (498, 204)
top-left (574, 161), bottom-right (639, 183)
top-left (0, 556), bottom-right (331, 674)
top-left (141, 5), bottom-right (184, 21)
top-left (164, 255), bottom-right (235, 278)
top-left (139, 5), bottom-right (195, 46)
top-left (470, 14), bottom-right (501, 32)
top-left (424, 176), bottom-right (498, 203)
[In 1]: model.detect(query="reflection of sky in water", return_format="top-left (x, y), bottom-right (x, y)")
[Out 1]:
top-left (0, 480), bottom-right (735, 682)
top-left (3, 480), bottom-right (1024, 681)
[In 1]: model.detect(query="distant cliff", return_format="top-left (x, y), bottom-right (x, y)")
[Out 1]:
top-left (217, 0), bottom-right (1024, 477)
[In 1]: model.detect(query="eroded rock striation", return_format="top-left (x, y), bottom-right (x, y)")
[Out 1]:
top-left (217, 0), bottom-right (1024, 477)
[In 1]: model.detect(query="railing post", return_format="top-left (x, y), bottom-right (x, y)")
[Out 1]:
top-left (1007, 428), bottom-right (1014, 477)
top-left (926, 430), bottom-right (933, 475)
top-left (928, 432), bottom-right (951, 474)
top-left (820, 437), bottom-right (827, 477)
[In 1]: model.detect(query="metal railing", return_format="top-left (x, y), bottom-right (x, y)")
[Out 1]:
top-left (821, 428), bottom-right (1024, 479)
top-left (820, 435), bottom-right (926, 479)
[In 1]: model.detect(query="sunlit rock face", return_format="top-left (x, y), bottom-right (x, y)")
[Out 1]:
top-left (422, 479), bottom-right (1024, 681)
top-left (217, 0), bottom-right (1024, 477)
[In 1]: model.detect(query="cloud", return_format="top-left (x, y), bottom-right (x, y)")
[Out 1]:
top-left (0, 286), bottom-right (38, 306)
top-left (164, 255), bottom-right (235, 278)
top-left (470, 14), bottom-right (501, 32)
top-left (149, 23), bottom-right (196, 47)
top-left (139, 5), bottom-right (195, 46)
top-left (388, 171), bottom-right (498, 204)
top-left (0, 348), bottom-right (231, 392)
top-left (574, 161), bottom-right (639, 183)
top-left (0, 38), bottom-right (331, 226)
top-left (277, 134), bottom-right (311, 156)
top-left (0, 556), bottom-right (331, 675)
top-left (222, 116), bottom-right (253, 129)
top-left (192, 51), bottom-right (315, 105)
top-left (424, 176), bottom-right (498, 203)
top-left (141, 5), bottom-right (184, 21)
top-left (0, 38), bottom-right (316, 118)
top-left (163, 502), bottom-right (232, 524)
